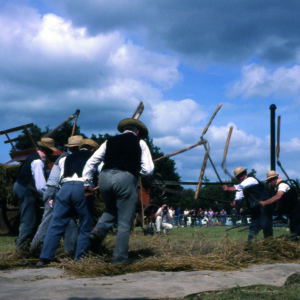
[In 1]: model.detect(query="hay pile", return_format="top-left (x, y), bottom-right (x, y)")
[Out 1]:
top-left (1, 233), bottom-right (299, 277)
top-left (0, 163), bottom-right (19, 207)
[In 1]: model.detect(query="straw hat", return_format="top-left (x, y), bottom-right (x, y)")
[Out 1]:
top-left (64, 135), bottom-right (83, 147)
top-left (265, 170), bottom-right (278, 181)
top-left (117, 118), bottom-right (148, 139)
top-left (233, 167), bottom-right (247, 178)
top-left (79, 139), bottom-right (99, 150)
top-left (37, 137), bottom-right (58, 152)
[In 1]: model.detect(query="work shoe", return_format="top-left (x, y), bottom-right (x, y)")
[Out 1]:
top-left (36, 259), bottom-right (51, 268)
top-left (89, 230), bottom-right (103, 253)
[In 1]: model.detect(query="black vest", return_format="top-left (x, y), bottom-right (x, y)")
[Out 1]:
top-left (276, 181), bottom-right (299, 214)
top-left (63, 149), bottom-right (93, 178)
top-left (243, 176), bottom-right (269, 208)
top-left (103, 133), bottom-right (141, 177)
top-left (16, 152), bottom-right (45, 190)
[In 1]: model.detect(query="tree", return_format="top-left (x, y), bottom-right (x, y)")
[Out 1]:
top-left (13, 122), bottom-right (83, 152)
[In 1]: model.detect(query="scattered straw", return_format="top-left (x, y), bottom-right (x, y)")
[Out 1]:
top-left (1, 232), bottom-right (299, 277)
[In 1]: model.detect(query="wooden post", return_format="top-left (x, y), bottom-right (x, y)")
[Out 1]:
top-left (194, 150), bottom-right (210, 199)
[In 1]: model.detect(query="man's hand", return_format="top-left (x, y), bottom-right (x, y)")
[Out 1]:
top-left (230, 201), bottom-right (237, 207)
top-left (49, 199), bottom-right (53, 208)
top-left (84, 186), bottom-right (94, 196)
top-left (260, 201), bottom-right (266, 207)
top-left (223, 185), bottom-right (228, 191)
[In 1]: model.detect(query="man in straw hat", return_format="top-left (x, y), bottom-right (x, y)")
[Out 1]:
top-left (83, 118), bottom-right (154, 265)
top-left (31, 135), bottom-right (83, 253)
top-left (223, 167), bottom-right (273, 242)
top-left (37, 139), bottom-right (99, 267)
top-left (260, 170), bottom-right (300, 239)
top-left (13, 137), bottom-right (58, 249)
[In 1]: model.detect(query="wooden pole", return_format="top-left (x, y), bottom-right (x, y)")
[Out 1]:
top-left (194, 150), bottom-right (210, 199)
top-left (71, 110), bottom-right (80, 136)
top-left (153, 139), bottom-right (207, 163)
top-left (222, 126), bottom-right (234, 179)
top-left (132, 101), bottom-right (144, 120)
top-left (139, 177), bottom-right (145, 229)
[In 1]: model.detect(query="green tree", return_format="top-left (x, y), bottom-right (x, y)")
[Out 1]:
top-left (13, 122), bottom-right (83, 152)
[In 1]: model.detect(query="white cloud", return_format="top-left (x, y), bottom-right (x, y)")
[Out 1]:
top-left (228, 63), bottom-right (300, 99)
top-left (150, 99), bottom-right (206, 136)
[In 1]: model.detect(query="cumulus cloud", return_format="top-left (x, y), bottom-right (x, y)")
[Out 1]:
top-left (150, 99), bottom-right (206, 136)
top-left (227, 63), bottom-right (300, 99)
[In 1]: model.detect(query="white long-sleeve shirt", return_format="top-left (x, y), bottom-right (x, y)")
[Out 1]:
top-left (31, 159), bottom-right (47, 196)
top-left (83, 133), bottom-right (154, 187)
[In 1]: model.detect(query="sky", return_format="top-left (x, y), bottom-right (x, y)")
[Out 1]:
top-left (0, 0), bottom-right (300, 185)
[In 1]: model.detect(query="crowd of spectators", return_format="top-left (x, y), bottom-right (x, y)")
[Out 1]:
top-left (171, 207), bottom-right (248, 227)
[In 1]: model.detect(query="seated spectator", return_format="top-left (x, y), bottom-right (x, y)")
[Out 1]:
top-left (213, 217), bottom-right (221, 226)
top-left (155, 204), bottom-right (173, 234)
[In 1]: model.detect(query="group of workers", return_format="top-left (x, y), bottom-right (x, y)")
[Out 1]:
top-left (223, 167), bottom-right (300, 242)
top-left (13, 118), bottom-right (154, 267)
top-left (13, 116), bottom-right (300, 267)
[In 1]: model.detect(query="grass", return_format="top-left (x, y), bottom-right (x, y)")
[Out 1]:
top-left (1, 226), bottom-right (299, 299)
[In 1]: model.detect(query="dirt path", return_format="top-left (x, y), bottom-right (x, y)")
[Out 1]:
top-left (0, 263), bottom-right (299, 299)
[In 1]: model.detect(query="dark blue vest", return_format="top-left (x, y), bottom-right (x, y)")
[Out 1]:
top-left (63, 149), bottom-right (93, 178)
top-left (103, 133), bottom-right (141, 177)
top-left (243, 176), bottom-right (269, 208)
top-left (276, 181), bottom-right (299, 214)
top-left (16, 152), bottom-right (44, 189)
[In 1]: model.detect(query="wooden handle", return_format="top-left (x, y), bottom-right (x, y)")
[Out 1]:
top-left (222, 126), bottom-right (233, 166)
top-left (201, 104), bottom-right (222, 137)
top-left (194, 150), bottom-right (210, 199)
top-left (153, 139), bottom-right (207, 163)
top-left (132, 101), bottom-right (144, 120)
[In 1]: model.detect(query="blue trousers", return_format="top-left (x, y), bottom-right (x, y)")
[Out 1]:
top-left (248, 206), bottom-right (273, 242)
top-left (31, 186), bottom-right (78, 253)
top-left (40, 182), bottom-right (94, 260)
top-left (95, 169), bottom-right (138, 264)
top-left (13, 182), bottom-right (43, 248)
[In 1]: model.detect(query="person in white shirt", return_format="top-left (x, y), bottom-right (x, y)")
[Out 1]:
top-left (260, 170), bottom-right (300, 239)
top-left (223, 167), bottom-right (272, 242)
top-left (37, 139), bottom-right (99, 267)
top-left (83, 118), bottom-right (154, 265)
top-left (13, 137), bottom-right (58, 249)
top-left (155, 204), bottom-right (173, 234)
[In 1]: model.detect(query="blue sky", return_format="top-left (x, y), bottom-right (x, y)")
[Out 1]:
top-left (0, 0), bottom-right (300, 184)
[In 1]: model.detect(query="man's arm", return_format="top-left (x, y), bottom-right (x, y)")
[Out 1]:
top-left (139, 140), bottom-right (154, 176)
top-left (260, 191), bottom-right (284, 206)
top-left (223, 185), bottom-right (236, 192)
top-left (31, 160), bottom-right (47, 196)
top-left (83, 141), bottom-right (106, 187)
top-left (154, 207), bottom-right (163, 218)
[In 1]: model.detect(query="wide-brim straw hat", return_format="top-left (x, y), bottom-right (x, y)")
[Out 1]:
top-left (233, 167), bottom-right (247, 178)
top-left (37, 137), bottom-right (58, 152)
top-left (64, 135), bottom-right (83, 147)
top-left (265, 170), bottom-right (279, 181)
top-left (79, 139), bottom-right (99, 150)
top-left (117, 118), bottom-right (148, 139)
